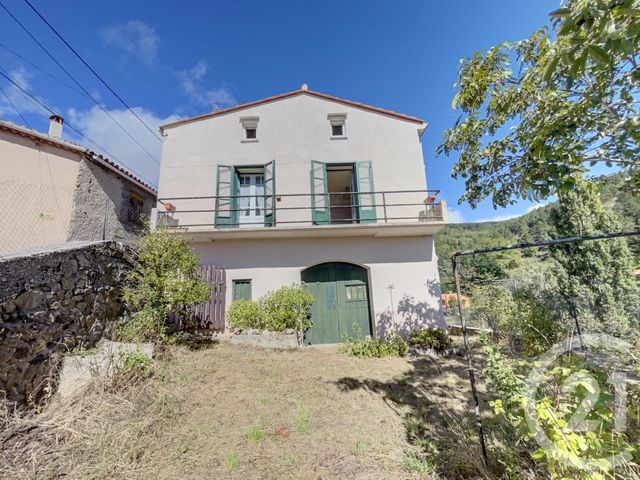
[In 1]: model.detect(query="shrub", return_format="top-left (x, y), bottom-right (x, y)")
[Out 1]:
top-left (120, 229), bottom-right (210, 342)
top-left (407, 328), bottom-right (452, 352)
top-left (344, 333), bottom-right (408, 358)
top-left (260, 284), bottom-right (314, 331)
top-left (227, 300), bottom-right (263, 330)
top-left (227, 284), bottom-right (314, 332)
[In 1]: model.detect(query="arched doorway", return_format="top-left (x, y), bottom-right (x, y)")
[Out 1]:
top-left (301, 262), bottom-right (372, 345)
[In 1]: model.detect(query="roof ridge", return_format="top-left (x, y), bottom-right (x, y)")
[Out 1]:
top-left (159, 88), bottom-right (425, 130)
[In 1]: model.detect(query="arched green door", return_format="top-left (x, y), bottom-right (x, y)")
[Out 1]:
top-left (302, 262), bottom-right (372, 345)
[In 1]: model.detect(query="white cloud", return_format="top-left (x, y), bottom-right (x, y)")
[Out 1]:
top-left (447, 209), bottom-right (465, 223)
top-left (0, 66), bottom-right (50, 118)
top-left (177, 60), bottom-right (236, 110)
top-left (102, 20), bottom-right (160, 66)
top-left (67, 106), bottom-right (181, 186)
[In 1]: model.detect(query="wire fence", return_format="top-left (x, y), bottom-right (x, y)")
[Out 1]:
top-left (448, 230), bottom-right (640, 469)
top-left (0, 180), bottom-right (149, 258)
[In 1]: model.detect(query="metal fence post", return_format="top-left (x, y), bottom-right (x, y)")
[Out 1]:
top-left (452, 254), bottom-right (489, 468)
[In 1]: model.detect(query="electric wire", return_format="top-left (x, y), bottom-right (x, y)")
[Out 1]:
top-left (0, 81), bottom-right (32, 128)
top-left (0, 68), bottom-right (156, 187)
top-left (0, 0), bottom-right (160, 165)
top-left (22, 0), bottom-right (163, 142)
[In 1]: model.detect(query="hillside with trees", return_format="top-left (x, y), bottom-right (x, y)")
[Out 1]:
top-left (436, 173), bottom-right (640, 291)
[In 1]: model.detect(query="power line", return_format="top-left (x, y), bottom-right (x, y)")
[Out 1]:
top-left (0, 82), bottom-right (32, 128)
top-left (0, 0), bottom-right (160, 165)
top-left (0, 68), bottom-right (156, 188)
top-left (22, 0), bottom-right (163, 142)
top-left (0, 41), bottom-right (85, 96)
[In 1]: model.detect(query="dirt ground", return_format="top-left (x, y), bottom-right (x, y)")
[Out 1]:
top-left (1, 340), bottom-right (491, 480)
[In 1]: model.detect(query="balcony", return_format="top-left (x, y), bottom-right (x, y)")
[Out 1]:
top-left (155, 189), bottom-right (447, 240)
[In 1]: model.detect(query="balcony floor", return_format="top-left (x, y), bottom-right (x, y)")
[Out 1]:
top-left (167, 221), bottom-right (446, 242)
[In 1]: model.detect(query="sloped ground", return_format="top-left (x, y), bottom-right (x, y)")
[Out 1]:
top-left (1, 340), bottom-right (493, 480)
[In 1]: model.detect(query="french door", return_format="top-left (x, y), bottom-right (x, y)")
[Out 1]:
top-left (238, 173), bottom-right (265, 227)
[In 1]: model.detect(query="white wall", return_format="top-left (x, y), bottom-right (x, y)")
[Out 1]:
top-left (192, 235), bottom-right (445, 338)
top-left (0, 130), bottom-right (81, 254)
top-left (159, 93), bottom-right (429, 227)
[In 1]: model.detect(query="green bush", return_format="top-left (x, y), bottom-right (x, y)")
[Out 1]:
top-left (407, 328), bottom-right (452, 352)
top-left (227, 299), bottom-right (263, 330)
top-left (121, 229), bottom-right (210, 342)
top-left (344, 333), bottom-right (408, 358)
top-left (260, 284), bottom-right (314, 331)
top-left (227, 284), bottom-right (314, 332)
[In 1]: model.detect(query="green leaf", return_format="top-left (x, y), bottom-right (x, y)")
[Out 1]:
top-left (588, 45), bottom-right (611, 66)
top-left (549, 8), bottom-right (571, 19)
top-left (543, 56), bottom-right (559, 82)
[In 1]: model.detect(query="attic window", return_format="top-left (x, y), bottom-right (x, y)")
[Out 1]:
top-left (328, 113), bottom-right (347, 139)
top-left (240, 116), bottom-right (259, 142)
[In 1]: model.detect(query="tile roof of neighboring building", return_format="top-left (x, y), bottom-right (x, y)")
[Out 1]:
top-left (0, 119), bottom-right (157, 195)
top-left (159, 87), bottom-right (426, 131)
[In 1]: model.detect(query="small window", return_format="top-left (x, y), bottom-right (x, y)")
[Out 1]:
top-left (328, 113), bottom-right (347, 139)
top-left (232, 279), bottom-right (252, 301)
top-left (345, 284), bottom-right (366, 301)
top-left (240, 116), bottom-right (259, 142)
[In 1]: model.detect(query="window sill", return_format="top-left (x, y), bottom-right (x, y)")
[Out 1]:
top-left (330, 136), bottom-right (348, 141)
top-left (241, 139), bottom-right (259, 143)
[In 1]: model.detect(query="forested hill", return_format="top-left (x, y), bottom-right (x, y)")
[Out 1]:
top-left (435, 173), bottom-right (640, 291)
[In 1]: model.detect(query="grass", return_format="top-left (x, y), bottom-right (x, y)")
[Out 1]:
top-left (294, 400), bottom-right (310, 434)
top-left (225, 452), bottom-right (240, 471)
top-left (0, 338), bottom-right (500, 479)
top-left (245, 425), bottom-right (266, 443)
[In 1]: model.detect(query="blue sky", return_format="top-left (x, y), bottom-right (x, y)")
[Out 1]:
top-left (0, 0), bottom-right (562, 222)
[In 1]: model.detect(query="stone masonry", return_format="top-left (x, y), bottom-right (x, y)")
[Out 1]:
top-left (0, 241), bottom-right (133, 407)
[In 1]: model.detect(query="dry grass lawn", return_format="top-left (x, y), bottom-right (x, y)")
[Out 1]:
top-left (1, 340), bottom-right (494, 480)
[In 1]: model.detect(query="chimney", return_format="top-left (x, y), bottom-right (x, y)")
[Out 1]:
top-left (48, 114), bottom-right (64, 138)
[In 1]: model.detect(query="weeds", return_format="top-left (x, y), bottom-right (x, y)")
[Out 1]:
top-left (224, 452), bottom-right (240, 470)
top-left (295, 400), bottom-right (310, 434)
top-left (344, 332), bottom-right (408, 358)
top-left (246, 425), bottom-right (266, 443)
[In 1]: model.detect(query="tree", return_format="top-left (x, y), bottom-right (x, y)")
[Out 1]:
top-left (550, 178), bottom-right (640, 336)
top-left (121, 229), bottom-right (210, 341)
top-left (439, 0), bottom-right (640, 209)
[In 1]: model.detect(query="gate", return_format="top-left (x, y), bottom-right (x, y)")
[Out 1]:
top-left (193, 265), bottom-right (226, 331)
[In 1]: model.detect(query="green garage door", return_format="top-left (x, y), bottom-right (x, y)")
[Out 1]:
top-left (302, 262), bottom-right (372, 345)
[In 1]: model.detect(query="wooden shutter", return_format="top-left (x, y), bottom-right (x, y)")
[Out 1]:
top-left (215, 165), bottom-right (237, 227)
top-left (264, 160), bottom-right (275, 227)
top-left (355, 161), bottom-right (376, 224)
top-left (310, 160), bottom-right (329, 225)
top-left (232, 280), bottom-right (252, 301)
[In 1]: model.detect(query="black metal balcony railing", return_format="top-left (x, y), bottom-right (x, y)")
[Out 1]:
top-left (156, 189), bottom-right (445, 229)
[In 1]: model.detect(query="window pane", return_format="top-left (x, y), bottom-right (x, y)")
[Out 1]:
top-left (245, 128), bottom-right (257, 139)
top-left (332, 124), bottom-right (343, 136)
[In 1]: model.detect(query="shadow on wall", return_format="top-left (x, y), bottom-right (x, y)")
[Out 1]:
top-left (375, 279), bottom-right (444, 339)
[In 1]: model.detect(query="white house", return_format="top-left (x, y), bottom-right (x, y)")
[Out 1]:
top-left (156, 85), bottom-right (447, 344)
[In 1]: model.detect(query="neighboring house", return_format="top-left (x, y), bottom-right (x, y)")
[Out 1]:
top-left (157, 85), bottom-right (448, 343)
top-left (0, 115), bottom-right (156, 255)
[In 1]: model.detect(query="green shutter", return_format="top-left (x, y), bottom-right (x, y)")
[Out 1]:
top-left (264, 160), bottom-right (276, 227)
top-left (215, 165), bottom-right (238, 227)
top-left (355, 161), bottom-right (376, 224)
top-left (232, 280), bottom-right (252, 300)
top-left (310, 160), bottom-right (329, 225)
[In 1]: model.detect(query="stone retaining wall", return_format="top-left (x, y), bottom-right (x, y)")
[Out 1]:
top-left (0, 241), bottom-right (133, 406)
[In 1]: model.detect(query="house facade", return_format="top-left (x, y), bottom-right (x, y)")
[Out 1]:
top-left (0, 116), bottom-right (156, 256)
top-left (157, 86), bottom-right (447, 343)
